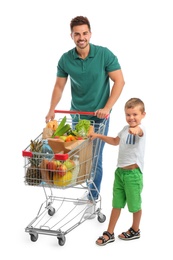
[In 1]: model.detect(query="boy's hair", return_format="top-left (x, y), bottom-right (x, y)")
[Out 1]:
top-left (125, 98), bottom-right (145, 113)
top-left (70, 16), bottom-right (91, 32)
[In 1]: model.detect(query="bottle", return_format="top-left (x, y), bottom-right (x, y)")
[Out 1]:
top-left (72, 155), bottom-right (80, 184)
top-left (41, 139), bottom-right (54, 160)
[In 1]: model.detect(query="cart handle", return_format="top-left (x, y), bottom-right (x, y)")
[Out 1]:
top-left (54, 110), bottom-right (95, 115)
top-left (22, 150), bottom-right (69, 160)
top-left (54, 110), bottom-right (109, 119)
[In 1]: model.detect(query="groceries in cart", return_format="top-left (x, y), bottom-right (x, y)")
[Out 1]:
top-left (23, 116), bottom-right (94, 188)
top-left (43, 115), bottom-right (93, 139)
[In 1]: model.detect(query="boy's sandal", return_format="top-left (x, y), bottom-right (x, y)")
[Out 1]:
top-left (96, 231), bottom-right (115, 246)
top-left (118, 227), bottom-right (140, 240)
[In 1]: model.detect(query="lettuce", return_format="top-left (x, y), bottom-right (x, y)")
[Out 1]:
top-left (74, 119), bottom-right (90, 137)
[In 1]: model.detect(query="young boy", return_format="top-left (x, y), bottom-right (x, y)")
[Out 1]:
top-left (89, 98), bottom-right (146, 246)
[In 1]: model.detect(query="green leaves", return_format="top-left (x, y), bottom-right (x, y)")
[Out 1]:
top-left (52, 116), bottom-right (67, 137)
top-left (52, 116), bottom-right (71, 137)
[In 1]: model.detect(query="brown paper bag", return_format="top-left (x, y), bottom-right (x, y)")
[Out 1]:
top-left (40, 158), bottom-right (54, 184)
top-left (42, 128), bottom-right (54, 139)
top-left (47, 138), bottom-right (93, 184)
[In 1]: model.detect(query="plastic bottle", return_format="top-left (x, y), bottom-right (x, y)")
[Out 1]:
top-left (72, 155), bottom-right (80, 184)
top-left (41, 139), bottom-right (54, 160)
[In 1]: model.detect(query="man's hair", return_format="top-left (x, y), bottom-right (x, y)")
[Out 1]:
top-left (70, 16), bottom-right (91, 32)
top-left (125, 98), bottom-right (145, 113)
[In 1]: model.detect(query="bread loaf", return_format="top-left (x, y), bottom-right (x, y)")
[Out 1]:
top-left (46, 120), bottom-right (58, 131)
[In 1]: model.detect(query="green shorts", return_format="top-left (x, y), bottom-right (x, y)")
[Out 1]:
top-left (112, 167), bottom-right (143, 213)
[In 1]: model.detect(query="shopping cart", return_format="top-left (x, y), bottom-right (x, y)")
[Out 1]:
top-left (22, 111), bottom-right (107, 246)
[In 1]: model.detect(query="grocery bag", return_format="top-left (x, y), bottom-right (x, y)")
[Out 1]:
top-left (47, 138), bottom-right (93, 184)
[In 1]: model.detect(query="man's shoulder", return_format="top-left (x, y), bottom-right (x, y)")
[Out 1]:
top-left (59, 47), bottom-right (75, 61)
top-left (63, 47), bottom-right (75, 56)
top-left (90, 43), bottom-right (109, 52)
top-left (90, 44), bottom-right (116, 59)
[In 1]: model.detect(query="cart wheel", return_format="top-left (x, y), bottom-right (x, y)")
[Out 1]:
top-left (30, 233), bottom-right (38, 242)
top-left (98, 214), bottom-right (106, 223)
top-left (58, 236), bottom-right (66, 246)
top-left (48, 207), bottom-right (55, 216)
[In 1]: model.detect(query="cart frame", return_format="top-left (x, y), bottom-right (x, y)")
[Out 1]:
top-left (23, 111), bottom-right (108, 245)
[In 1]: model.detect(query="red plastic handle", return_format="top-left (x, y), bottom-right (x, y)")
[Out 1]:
top-left (54, 110), bottom-right (95, 116)
top-left (54, 110), bottom-right (109, 119)
top-left (22, 150), bottom-right (69, 161)
top-left (22, 151), bottom-right (33, 157)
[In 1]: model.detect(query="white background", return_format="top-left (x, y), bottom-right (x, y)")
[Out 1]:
top-left (0, 0), bottom-right (172, 259)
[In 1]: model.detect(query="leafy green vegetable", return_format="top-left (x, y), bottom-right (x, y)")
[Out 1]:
top-left (74, 119), bottom-right (90, 137)
top-left (52, 116), bottom-right (66, 137)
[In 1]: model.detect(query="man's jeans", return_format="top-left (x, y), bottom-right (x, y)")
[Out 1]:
top-left (72, 116), bottom-right (110, 200)
top-left (87, 117), bottom-right (110, 200)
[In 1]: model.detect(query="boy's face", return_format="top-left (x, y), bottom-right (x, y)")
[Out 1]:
top-left (125, 105), bottom-right (146, 127)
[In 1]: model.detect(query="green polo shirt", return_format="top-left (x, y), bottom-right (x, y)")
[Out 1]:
top-left (57, 43), bottom-right (121, 120)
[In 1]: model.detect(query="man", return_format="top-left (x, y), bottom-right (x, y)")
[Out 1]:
top-left (45, 16), bottom-right (125, 218)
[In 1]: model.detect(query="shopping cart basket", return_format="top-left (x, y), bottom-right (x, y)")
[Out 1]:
top-left (22, 111), bottom-right (107, 245)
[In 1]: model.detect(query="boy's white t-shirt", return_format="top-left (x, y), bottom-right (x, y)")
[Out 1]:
top-left (117, 124), bottom-right (146, 172)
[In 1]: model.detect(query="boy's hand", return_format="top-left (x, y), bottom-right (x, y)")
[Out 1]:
top-left (89, 133), bottom-right (98, 140)
top-left (129, 126), bottom-right (143, 136)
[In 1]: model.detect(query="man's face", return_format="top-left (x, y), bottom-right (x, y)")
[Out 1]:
top-left (71, 24), bottom-right (92, 49)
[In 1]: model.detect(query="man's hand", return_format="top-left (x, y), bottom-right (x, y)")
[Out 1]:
top-left (95, 108), bottom-right (110, 119)
top-left (45, 110), bottom-right (55, 123)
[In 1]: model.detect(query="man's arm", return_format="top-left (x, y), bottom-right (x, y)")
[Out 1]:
top-left (95, 69), bottom-right (125, 118)
top-left (45, 77), bottom-right (67, 122)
